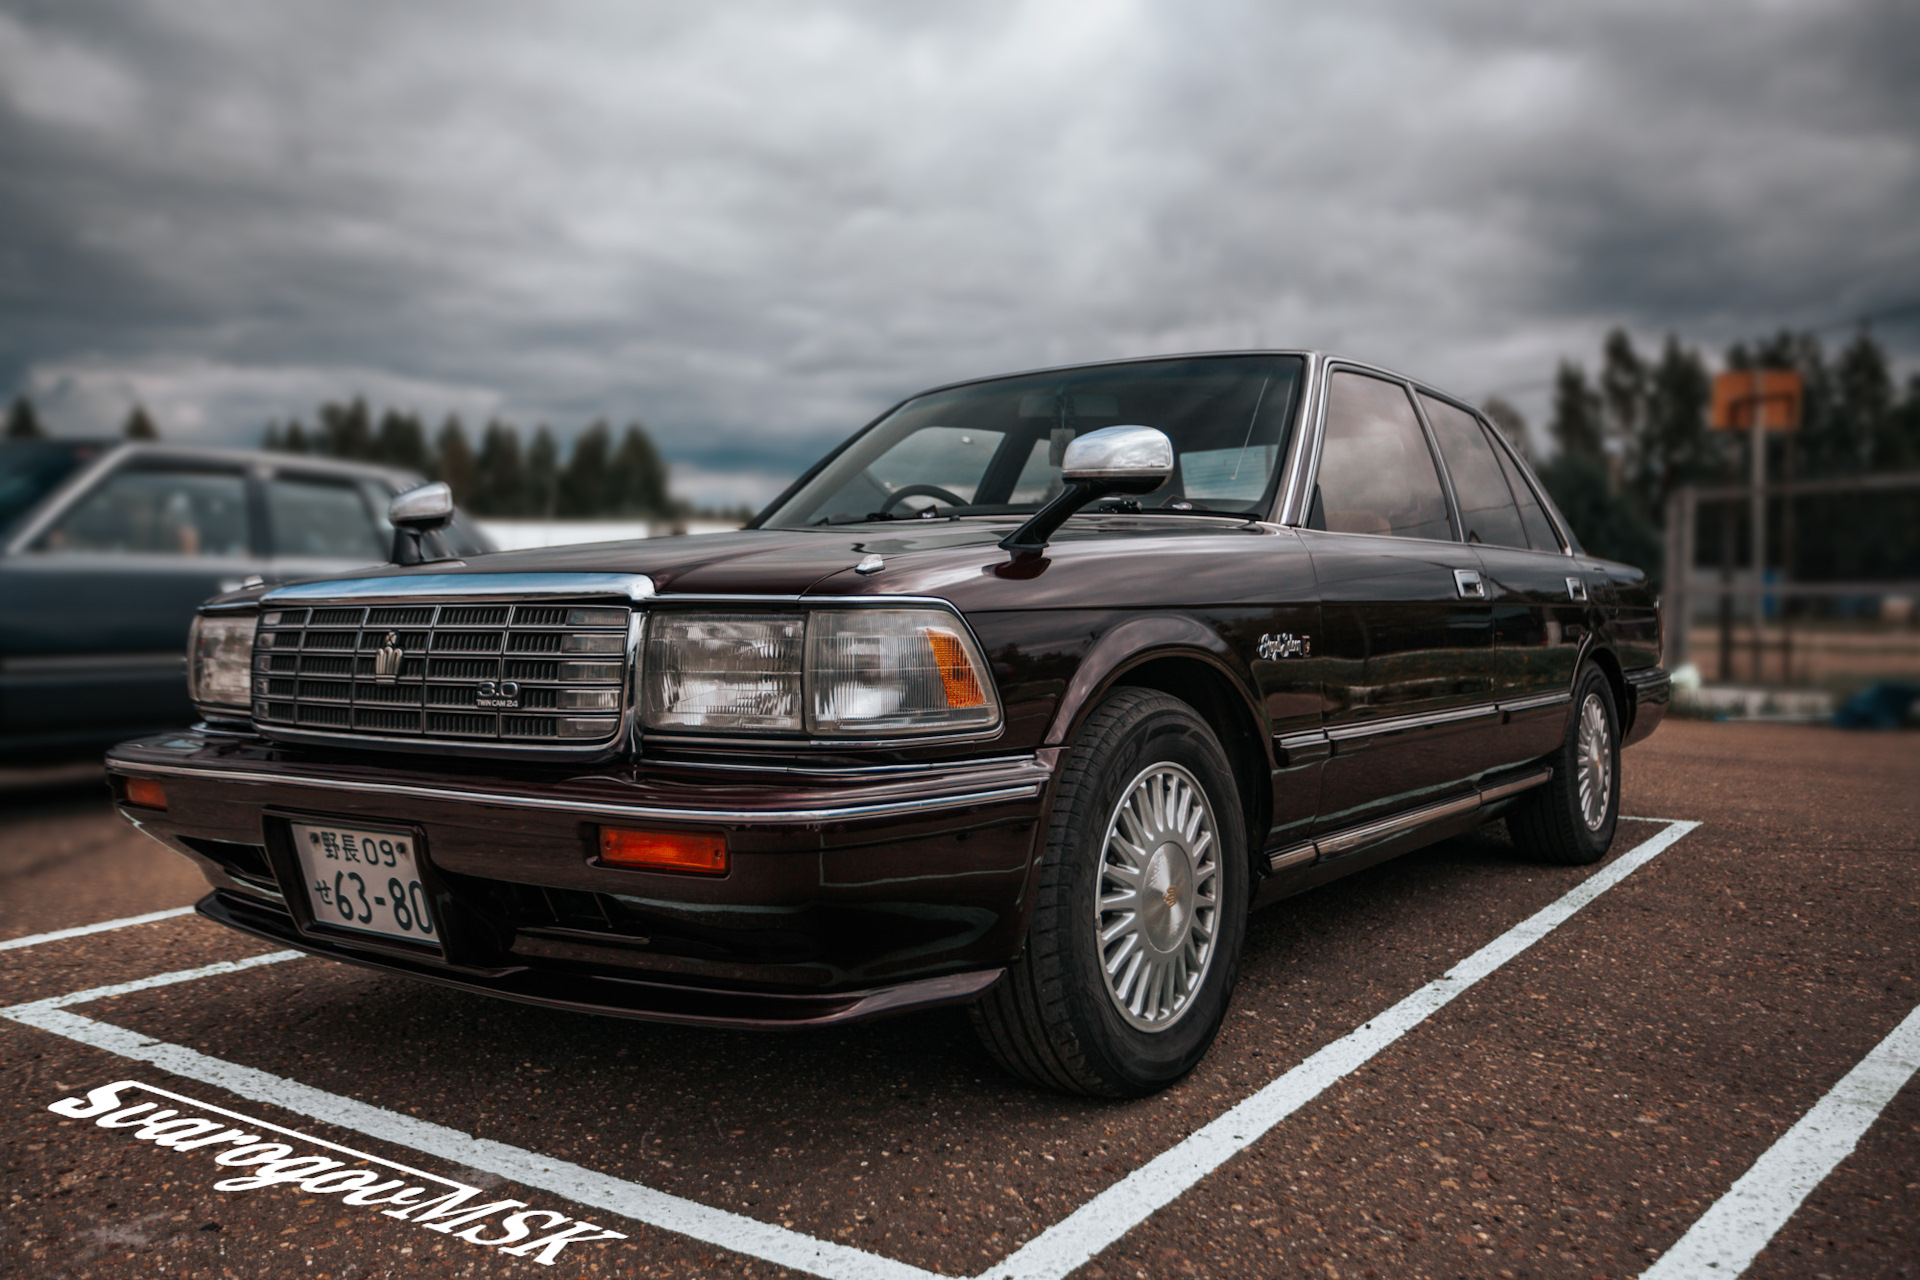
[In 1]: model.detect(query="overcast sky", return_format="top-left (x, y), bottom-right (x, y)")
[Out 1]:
top-left (3, 0), bottom-right (1916, 507)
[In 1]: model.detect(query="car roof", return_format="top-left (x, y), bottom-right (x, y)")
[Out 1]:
top-left (62, 439), bottom-right (425, 487)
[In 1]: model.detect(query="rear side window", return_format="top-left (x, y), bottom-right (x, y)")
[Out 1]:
top-left (1309, 372), bottom-right (1452, 541)
top-left (35, 465), bottom-right (250, 556)
top-left (267, 475), bottom-right (386, 560)
top-left (1489, 439), bottom-right (1564, 552)
top-left (1420, 394), bottom-right (1529, 549)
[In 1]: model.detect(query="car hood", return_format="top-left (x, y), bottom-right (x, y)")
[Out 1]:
top-left (234, 517), bottom-right (1308, 613)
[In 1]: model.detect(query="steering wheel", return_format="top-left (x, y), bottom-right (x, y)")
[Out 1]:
top-left (879, 483), bottom-right (967, 515)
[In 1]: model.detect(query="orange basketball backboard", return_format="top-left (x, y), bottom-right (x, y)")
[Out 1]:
top-left (1710, 369), bottom-right (1802, 431)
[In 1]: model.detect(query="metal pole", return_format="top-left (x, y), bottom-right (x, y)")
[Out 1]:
top-left (1664, 485), bottom-right (1688, 670)
top-left (1749, 365), bottom-right (1766, 684)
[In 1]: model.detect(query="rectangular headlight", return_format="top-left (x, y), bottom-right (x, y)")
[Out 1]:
top-left (807, 610), bottom-right (998, 735)
top-left (640, 607), bottom-right (999, 737)
top-left (189, 613), bottom-right (258, 712)
top-left (642, 614), bottom-right (806, 732)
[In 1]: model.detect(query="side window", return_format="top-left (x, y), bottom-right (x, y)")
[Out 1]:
top-left (266, 475), bottom-right (387, 560)
top-left (1309, 372), bottom-right (1452, 541)
top-left (1420, 394), bottom-right (1529, 549)
top-left (35, 465), bottom-right (250, 557)
top-left (1489, 438), bottom-right (1564, 552)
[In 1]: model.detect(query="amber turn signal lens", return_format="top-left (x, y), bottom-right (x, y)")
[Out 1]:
top-left (124, 777), bottom-right (168, 810)
top-left (924, 628), bottom-right (987, 709)
top-left (598, 827), bottom-right (728, 875)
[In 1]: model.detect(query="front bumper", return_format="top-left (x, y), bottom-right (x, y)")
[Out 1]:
top-left (108, 730), bottom-right (1054, 1027)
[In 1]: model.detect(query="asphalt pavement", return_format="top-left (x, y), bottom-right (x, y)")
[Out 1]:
top-left (2, 720), bottom-right (1916, 1279)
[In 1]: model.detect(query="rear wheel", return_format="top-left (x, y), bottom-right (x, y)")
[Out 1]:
top-left (1509, 663), bottom-right (1620, 865)
top-left (971, 688), bottom-right (1249, 1096)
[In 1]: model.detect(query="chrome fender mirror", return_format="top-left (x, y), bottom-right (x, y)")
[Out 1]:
top-left (1002, 425), bottom-right (1174, 555)
top-left (388, 482), bottom-right (456, 565)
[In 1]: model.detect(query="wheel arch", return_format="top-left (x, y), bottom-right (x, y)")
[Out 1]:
top-left (1043, 616), bottom-right (1273, 886)
top-left (1580, 640), bottom-right (1632, 736)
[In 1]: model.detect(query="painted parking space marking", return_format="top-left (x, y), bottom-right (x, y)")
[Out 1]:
top-left (5, 818), bottom-right (1701, 1280)
top-left (1640, 996), bottom-right (1920, 1279)
top-left (990, 817), bottom-right (1701, 1280)
top-left (0, 904), bottom-right (195, 951)
top-left (5, 957), bottom-right (944, 1280)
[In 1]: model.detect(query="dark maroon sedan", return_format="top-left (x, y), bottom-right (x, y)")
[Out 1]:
top-left (107, 352), bottom-right (1667, 1096)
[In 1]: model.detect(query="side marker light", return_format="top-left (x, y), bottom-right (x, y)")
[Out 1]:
top-left (597, 827), bottom-right (728, 875)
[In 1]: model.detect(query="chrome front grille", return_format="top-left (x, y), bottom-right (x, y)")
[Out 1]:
top-left (251, 602), bottom-right (630, 747)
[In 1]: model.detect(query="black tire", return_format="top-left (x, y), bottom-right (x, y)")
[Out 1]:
top-left (970, 688), bottom-right (1250, 1097)
top-left (1509, 663), bottom-right (1621, 865)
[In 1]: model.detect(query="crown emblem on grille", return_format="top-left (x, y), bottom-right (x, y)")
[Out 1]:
top-left (373, 631), bottom-right (404, 682)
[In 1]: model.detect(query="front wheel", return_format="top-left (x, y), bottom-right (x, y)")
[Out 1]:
top-left (970, 688), bottom-right (1249, 1096)
top-left (1509, 664), bottom-right (1620, 865)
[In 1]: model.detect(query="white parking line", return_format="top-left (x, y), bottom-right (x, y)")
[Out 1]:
top-left (0, 905), bottom-right (195, 951)
top-left (990, 817), bottom-right (1701, 1280)
top-left (1640, 998), bottom-right (1920, 1279)
top-left (3, 818), bottom-right (1702, 1280)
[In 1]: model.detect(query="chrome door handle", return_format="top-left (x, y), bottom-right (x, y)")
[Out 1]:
top-left (1453, 569), bottom-right (1486, 600)
top-left (1565, 576), bottom-right (1589, 602)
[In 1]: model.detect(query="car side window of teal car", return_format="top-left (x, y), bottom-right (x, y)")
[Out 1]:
top-left (33, 464), bottom-right (250, 557)
top-left (266, 473), bottom-right (387, 560)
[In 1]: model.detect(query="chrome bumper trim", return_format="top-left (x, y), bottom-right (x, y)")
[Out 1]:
top-left (108, 759), bottom-right (1044, 826)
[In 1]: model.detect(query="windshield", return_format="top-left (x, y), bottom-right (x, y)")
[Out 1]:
top-left (0, 441), bottom-right (101, 542)
top-left (760, 355), bottom-right (1304, 528)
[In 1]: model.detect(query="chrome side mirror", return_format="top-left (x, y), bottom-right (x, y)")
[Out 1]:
top-left (1061, 425), bottom-right (1175, 488)
top-left (388, 482), bottom-right (456, 566)
top-left (1001, 425), bottom-right (1175, 555)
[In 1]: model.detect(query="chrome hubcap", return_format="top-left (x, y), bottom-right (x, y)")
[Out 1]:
top-left (1576, 691), bottom-right (1612, 831)
top-left (1095, 763), bottom-right (1221, 1032)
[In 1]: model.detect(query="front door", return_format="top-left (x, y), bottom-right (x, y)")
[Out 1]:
top-left (0, 457), bottom-right (264, 746)
top-left (1300, 370), bottom-right (1500, 834)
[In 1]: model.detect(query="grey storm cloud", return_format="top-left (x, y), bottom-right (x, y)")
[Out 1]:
top-left (1, 0), bottom-right (1916, 505)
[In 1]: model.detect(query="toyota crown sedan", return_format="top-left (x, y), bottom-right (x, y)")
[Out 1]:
top-left (107, 351), bottom-right (1669, 1097)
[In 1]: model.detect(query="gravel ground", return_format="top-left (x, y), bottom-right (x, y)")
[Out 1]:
top-left (2, 720), bottom-right (1915, 1278)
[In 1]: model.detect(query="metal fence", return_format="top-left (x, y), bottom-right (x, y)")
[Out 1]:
top-left (1662, 471), bottom-right (1920, 685)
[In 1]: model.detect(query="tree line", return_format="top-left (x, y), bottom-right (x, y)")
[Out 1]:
top-left (261, 400), bottom-right (681, 520)
top-left (1489, 327), bottom-right (1920, 585)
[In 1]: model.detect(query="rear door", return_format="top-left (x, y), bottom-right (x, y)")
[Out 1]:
top-left (0, 455), bottom-right (266, 744)
top-left (1420, 391), bottom-right (1585, 761)
top-left (1299, 368), bottom-right (1501, 834)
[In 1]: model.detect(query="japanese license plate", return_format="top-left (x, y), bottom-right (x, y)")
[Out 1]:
top-left (290, 820), bottom-right (440, 950)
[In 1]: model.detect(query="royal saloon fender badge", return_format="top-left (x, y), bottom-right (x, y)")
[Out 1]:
top-left (1258, 632), bottom-right (1310, 660)
top-left (372, 631), bottom-right (404, 682)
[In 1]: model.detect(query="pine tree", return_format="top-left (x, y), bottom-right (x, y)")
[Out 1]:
top-left (611, 421), bottom-right (670, 516)
top-left (557, 421), bottom-right (613, 517)
top-left (1832, 330), bottom-right (1892, 476)
top-left (320, 398), bottom-right (375, 460)
top-left (1632, 335), bottom-right (1715, 521)
top-left (473, 421), bottom-right (525, 517)
top-left (1481, 396), bottom-right (1530, 458)
top-left (263, 422), bottom-right (284, 450)
top-left (1549, 362), bottom-right (1604, 462)
top-left (375, 410), bottom-right (430, 473)
top-left (1598, 329), bottom-right (1646, 460)
top-left (123, 404), bottom-right (159, 439)
top-left (6, 395), bottom-right (43, 439)
top-left (283, 420), bottom-right (311, 453)
top-left (434, 415), bottom-right (479, 503)
top-left (527, 426), bottom-right (560, 519)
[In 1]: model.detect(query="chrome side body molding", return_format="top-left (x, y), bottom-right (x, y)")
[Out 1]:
top-left (1267, 766), bottom-right (1552, 872)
